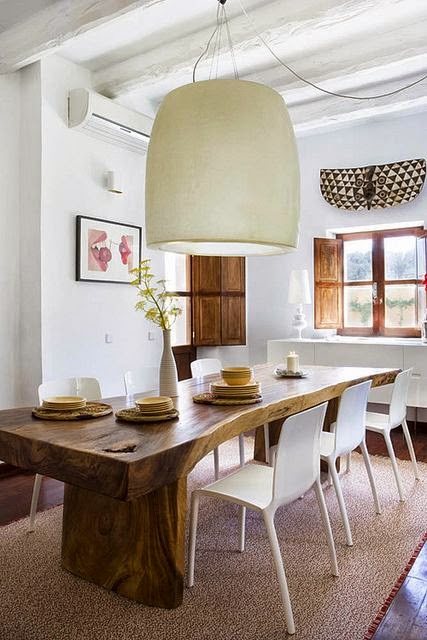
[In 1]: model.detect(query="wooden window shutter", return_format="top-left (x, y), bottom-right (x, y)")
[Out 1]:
top-left (192, 257), bottom-right (246, 346)
top-left (221, 257), bottom-right (246, 345)
top-left (314, 237), bottom-right (343, 329)
top-left (192, 256), bottom-right (221, 346)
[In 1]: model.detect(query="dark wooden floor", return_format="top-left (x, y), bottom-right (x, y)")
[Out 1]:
top-left (0, 424), bottom-right (426, 640)
top-left (372, 540), bottom-right (427, 640)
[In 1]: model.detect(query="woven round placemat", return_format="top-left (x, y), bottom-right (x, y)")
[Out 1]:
top-left (193, 393), bottom-right (263, 406)
top-left (115, 408), bottom-right (179, 423)
top-left (32, 402), bottom-right (113, 421)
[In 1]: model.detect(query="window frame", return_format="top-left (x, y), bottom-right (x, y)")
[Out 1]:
top-left (337, 226), bottom-right (425, 338)
top-left (165, 255), bottom-right (193, 347)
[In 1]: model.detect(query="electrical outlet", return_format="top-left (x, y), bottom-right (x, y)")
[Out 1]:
top-left (105, 333), bottom-right (113, 343)
top-left (148, 331), bottom-right (155, 341)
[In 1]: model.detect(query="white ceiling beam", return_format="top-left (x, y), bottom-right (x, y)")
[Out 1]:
top-left (94, 0), bottom-right (427, 100)
top-left (0, 0), bottom-right (163, 74)
top-left (94, 0), bottom-right (386, 97)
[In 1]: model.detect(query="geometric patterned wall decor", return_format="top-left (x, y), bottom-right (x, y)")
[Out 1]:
top-left (320, 158), bottom-right (426, 211)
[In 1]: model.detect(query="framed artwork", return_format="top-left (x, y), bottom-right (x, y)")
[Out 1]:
top-left (76, 215), bottom-right (142, 284)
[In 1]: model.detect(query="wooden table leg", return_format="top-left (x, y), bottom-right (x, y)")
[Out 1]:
top-left (61, 477), bottom-right (187, 609)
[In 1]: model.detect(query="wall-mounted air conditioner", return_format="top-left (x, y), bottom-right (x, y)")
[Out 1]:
top-left (68, 88), bottom-right (152, 155)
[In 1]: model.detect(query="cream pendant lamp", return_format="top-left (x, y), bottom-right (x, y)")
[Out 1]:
top-left (145, 3), bottom-right (300, 256)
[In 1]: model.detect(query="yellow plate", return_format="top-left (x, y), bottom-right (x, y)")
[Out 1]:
top-left (135, 396), bottom-right (173, 406)
top-left (43, 396), bottom-right (87, 405)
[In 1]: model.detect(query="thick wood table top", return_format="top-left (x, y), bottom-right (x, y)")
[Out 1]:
top-left (0, 364), bottom-right (398, 501)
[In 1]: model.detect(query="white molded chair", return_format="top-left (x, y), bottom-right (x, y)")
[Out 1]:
top-left (190, 358), bottom-right (270, 479)
top-left (30, 377), bottom-right (102, 532)
top-left (320, 380), bottom-right (380, 547)
top-left (124, 367), bottom-right (158, 397)
top-left (365, 369), bottom-right (420, 502)
top-left (188, 402), bottom-right (338, 636)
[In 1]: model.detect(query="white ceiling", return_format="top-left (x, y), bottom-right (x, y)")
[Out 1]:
top-left (1, 0), bottom-right (426, 133)
top-left (0, 0), bottom-right (58, 31)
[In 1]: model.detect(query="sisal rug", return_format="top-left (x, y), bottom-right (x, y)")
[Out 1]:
top-left (0, 441), bottom-right (426, 640)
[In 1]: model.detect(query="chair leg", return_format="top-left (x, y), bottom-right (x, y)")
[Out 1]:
top-left (238, 506), bottom-right (246, 552)
top-left (213, 447), bottom-right (220, 480)
top-left (238, 434), bottom-right (245, 467)
top-left (402, 419), bottom-right (420, 480)
top-left (383, 431), bottom-right (405, 502)
top-left (263, 512), bottom-right (296, 635)
top-left (345, 453), bottom-right (351, 474)
top-left (313, 478), bottom-right (339, 576)
top-left (359, 440), bottom-right (381, 514)
top-left (329, 463), bottom-right (353, 547)
top-left (187, 492), bottom-right (200, 587)
top-left (29, 474), bottom-right (43, 532)
top-left (263, 424), bottom-right (270, 465)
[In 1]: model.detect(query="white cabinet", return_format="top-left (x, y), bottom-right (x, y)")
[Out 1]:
top-left (267, 338), bottom-right (427, 413)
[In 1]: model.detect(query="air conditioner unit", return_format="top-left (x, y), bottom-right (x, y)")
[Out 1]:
top-left (68, 88), bottom-right (152, 155)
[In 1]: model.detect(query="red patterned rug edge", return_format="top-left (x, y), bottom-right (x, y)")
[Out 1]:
top-left (363, 531), bottom-right (427, 640)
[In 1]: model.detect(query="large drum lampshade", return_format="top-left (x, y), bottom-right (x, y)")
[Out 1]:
top-left (145, 79), bottom-right (300, 256)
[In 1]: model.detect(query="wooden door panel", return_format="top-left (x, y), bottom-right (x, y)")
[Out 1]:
top-left (192, 257), bottom-right (221, 293)
top-left (314, 286), bottom-right (343, 329)
top-left (314, 238), bottom-right (342, 282)
top-left (221, 296), bottom-right (246, 345)
top-left (221, 257), bottom-right (245, 293)
top-left (314, 237), bottom-right (343, 329)
top-left (193, 296), bottom-right (221, 346)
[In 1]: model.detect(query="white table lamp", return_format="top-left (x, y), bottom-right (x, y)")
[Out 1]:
top-left (288, 269), bottom-right (312, 339)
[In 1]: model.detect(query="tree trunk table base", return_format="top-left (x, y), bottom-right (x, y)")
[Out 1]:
top-left (61, 478), bottom-right (187, 609)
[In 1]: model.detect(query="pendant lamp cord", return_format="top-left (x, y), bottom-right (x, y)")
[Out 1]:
top-left (193, 0), bottom-right (427, 100)
top-left (193, 1), bottom-right (239, 83)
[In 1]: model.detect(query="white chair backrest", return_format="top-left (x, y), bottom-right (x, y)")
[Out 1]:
top-left (272, 402), bottom-right (328, 507)
top-left (124, 367), bottom-right (158, 396)
top-left (38, 377), bottom-right (102, 403)
top-left (389, 369), bottom-right (412, 427)
top-left (334, 380), bottom-right (372, 456)
top-left (190, 358), bottom-right (221, 378)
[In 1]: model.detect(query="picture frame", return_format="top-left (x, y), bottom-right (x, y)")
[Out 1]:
top-left (76, 215), bottom-right (142, 284)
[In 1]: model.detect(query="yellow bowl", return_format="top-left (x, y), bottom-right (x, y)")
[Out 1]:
top-left (221, 367), bottom-right (253, 386)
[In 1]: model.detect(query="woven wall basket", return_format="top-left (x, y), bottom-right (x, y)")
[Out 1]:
top-left (320, 158), bottom-right (426, 212)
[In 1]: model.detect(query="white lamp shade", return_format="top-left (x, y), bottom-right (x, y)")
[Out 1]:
top-left (288, 269), bottom-right (312, 304)
top-left (145, 79), bottom-right (300, 256)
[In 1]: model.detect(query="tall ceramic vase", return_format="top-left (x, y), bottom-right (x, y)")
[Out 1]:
top-left (159, 329), bottom-right (178, 397)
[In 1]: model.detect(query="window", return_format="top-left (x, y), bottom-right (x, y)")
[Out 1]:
top-left (164, 254), bottom-right (247, 347)
top-left (314, 228), bottom-right (426, 337)
top-left (164, 253), bottom-right (192, 347)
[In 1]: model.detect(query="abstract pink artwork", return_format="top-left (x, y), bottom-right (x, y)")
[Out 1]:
top-left (77, 216), bottom-right (142, 284)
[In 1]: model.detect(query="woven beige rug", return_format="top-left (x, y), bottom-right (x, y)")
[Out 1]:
top-left (0, 441), bottom-right (425, 640)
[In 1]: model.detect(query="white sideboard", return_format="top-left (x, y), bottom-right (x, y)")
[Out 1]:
top-left (267, 338), bottom-right (427, 420)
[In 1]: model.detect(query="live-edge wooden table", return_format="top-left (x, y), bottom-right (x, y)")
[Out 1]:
top-left (0, 364), bottom-right (398, 609)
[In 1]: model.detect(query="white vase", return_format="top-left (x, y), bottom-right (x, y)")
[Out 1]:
top-left (159, 329), bottom-right (178, 397)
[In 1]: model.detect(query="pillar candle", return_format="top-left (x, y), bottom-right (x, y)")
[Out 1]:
top-left (287, 351), bottom-right (299, 373)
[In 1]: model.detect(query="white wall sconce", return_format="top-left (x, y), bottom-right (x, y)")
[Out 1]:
top-left (106, 171), bottom-right (123, 194)
top-left (288, 269), bottom-right (312, 340)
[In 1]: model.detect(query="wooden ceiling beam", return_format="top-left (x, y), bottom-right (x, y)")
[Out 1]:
top-left (0, 0), bottom-right (162, 74)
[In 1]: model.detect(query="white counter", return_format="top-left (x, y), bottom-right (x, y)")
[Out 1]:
top-left (267, 338), bottom-right (427, 416)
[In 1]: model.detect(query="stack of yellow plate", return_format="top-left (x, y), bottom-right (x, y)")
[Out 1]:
top-left (135, 396), bottom-right (174, 416)
top-left (210, 381), bottom-right (261, 398)
top-left (42, 396), bottom-right (87, 411)
top-left (221, 367), bottom-right (253, 386)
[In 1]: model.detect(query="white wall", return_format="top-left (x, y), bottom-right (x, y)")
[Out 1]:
top-left (39, 55), bottom-right (162, 398)
top-left (247, 110), bottom-right (427, 364)
top-left (0, 74), bottom-right (20, 407)
top-left (19, 63), bottom-right (43, 405)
